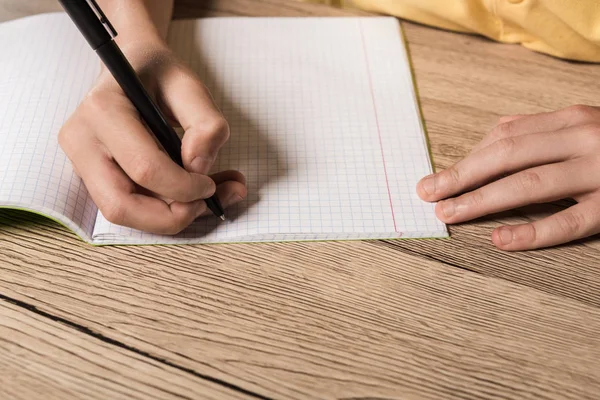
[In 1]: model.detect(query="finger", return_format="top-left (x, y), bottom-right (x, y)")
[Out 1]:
top-left (196, 170), bottom-right (247, 217)
top-left (198, 179), bottom-right (248, 217)
top-left (87, 94), bottom-right (216, 203)
top-left (210, 170), bottom-right (246, 186)
top-left (434, 159), bottom-right (594, 224)
top-left (58, 116), bottom-right (87, 178)
top-left (153, 169), bottom-right (247, 206)
top-left (417, 127), bottom-right (579, 202)
top-left (471, 105), bottom-right (599, 154)
top-left (492, 201), bottom-right (600, 251)
top-left (159, 73), bottom-right (229, 174)
top-left (95, 167), bottom-right (206, 234)
top-left (66, 129), bottom-right (206, 234)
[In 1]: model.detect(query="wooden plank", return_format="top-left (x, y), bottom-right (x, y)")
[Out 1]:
top-left (1, 1), bottom-right (600, 398)
top-left (1, 211), bottom-right (599, 399)
top-left (0, 298), bottom-right (253, 400)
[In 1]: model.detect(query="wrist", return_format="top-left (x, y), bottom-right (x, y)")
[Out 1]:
top-left (95, 40), bottom-right (174, 89)
top-left (114, 30), bottom-right (166, 49)
top-left (114, 37), bottom-right (170, 62)
top-left (96, 0), bottom-right (174, 41)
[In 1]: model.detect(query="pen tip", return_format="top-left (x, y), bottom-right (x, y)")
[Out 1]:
top-left (219, 215), bottom-right (226, 221)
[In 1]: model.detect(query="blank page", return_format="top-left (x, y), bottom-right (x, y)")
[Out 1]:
top-left (0, 13), bottom-right (99, 240)
top-left (93, 17), bottom-right (447, 244)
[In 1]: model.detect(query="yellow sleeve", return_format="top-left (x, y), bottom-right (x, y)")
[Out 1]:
top-left (305, 0), bottom-right (600, 62)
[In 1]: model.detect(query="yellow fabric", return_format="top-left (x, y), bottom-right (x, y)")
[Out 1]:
top-left (306, 0), bottom-right (600, 62)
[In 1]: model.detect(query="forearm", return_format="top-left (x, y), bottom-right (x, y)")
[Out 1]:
top-left (97, 0), bottom-right (174, 46)
top-left (92, 0), bottom-right (175, 80)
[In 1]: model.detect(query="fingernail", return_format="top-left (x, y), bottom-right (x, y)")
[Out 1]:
top-left (203, 180), bottom-right (217, 199)
top-left (232, 193), bottom-right (244, 203)
top-left (441, 200), bottom-right (455, 218)
top-left (421, 176), bottom-right (435, 195)
top-left (190, 156), bottom-right (214, 174)
top-left (498, 227), bottom-right (513, 245)
top-left (223, 193), bottom-right (244, 208)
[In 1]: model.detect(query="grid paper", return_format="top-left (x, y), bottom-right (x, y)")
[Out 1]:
top-left (92, 17), bottom-right (447, 244)
top-left (0, 13), bottom-right (100, 241)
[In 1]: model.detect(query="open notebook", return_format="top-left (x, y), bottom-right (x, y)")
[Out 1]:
top-left (0, 13), bottom-right (447, 245)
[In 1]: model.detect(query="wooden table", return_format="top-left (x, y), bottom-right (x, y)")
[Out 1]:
top-left (1, 1), bottom-right (600, 399)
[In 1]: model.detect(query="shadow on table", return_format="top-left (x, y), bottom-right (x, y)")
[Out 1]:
top-left (0, 209), bottom-right (49, 228)
top-left (0, 208), bottom-right (79, 239)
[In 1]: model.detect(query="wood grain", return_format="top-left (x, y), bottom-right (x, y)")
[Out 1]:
top-left (1, 210), bottom-right (600, 399)
top-left (0, 298), bottom-right (251, 400)
top-left (1, 0), bottom-right (600, 399)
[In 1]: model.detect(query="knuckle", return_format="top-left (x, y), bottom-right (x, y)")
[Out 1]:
top-left (497, 115), bottom-right (518, 125)
top-left (187, 117), bottom-right (231, 151)
top-left (159, 215), bottom-right (190, 236)
top-left (129, 155), bottom-right (156, 185)
top-left (159, 224), bottom-right (184, 236)
top-left (57, 120), bottom-right (77, 151)
top-left (579, 124), bottom-right (600, 148)
top-left (84, 91), bottom-right (113, 115)
top-left (99, 198), bottom-right (126, 226)
top-left (516, 171), bottom-right (542, 191)
top-left (497, 116), bottom-right (510, 125)
top-left (57, 126), bottom-right (71, 149)
top-left (517, 223), bottom-right (537, 244)
top-left (444, 167), bottom-right (461, 187)
top-left (492, 121), bottom-right (515, 140)
top-left (496, 137), bottom-right (517, 157)
top-left (566, 104), bottom-right (597, 121)
top-left (204, 117), bottom-right (230, 143)
top-left (467, 190), bottom-right (485, 208)
top-left (558, 212), bottom-right (584, 235)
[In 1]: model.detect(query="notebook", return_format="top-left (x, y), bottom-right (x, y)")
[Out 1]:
top-left (0, 13), bottom-right (448, 245)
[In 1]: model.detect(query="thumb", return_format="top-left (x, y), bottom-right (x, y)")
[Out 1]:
top-left (160, 74), bottom-right (230, 174)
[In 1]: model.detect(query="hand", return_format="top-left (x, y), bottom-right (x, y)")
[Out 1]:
top-left (59, 41), bottom-right (247, 235)
top-left (417, 105), bottom-right (600, 251)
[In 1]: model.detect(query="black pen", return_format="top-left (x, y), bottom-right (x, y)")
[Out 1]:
top-left (58, 0), bottom-right (226, 221)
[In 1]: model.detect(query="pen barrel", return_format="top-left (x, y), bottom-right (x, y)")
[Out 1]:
top-left (96, 41), bottom-right (183, 167)
top-left (58, 0), bottom-right (113, 50)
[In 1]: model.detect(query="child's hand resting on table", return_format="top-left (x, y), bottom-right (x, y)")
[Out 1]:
top-left (417, 105), bottom-right (600, 251)
top-left (58, 42), bottom-right (247, 235)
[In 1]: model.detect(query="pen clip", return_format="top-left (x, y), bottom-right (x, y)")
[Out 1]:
top-left (85, 0), bottom-right (117, 39)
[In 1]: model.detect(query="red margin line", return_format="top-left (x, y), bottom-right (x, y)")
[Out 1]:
top-left (359, 21), bottom-right (398, 233)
